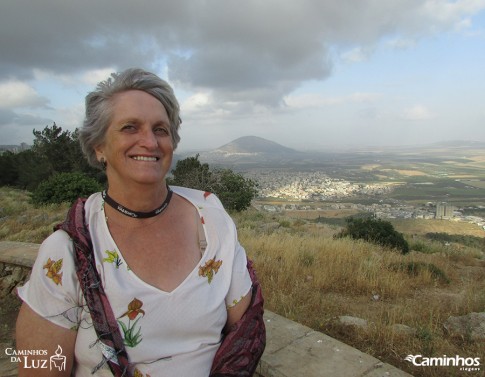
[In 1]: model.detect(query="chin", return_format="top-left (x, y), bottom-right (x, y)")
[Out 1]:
top-left (131, 174), bottom-right (165, 185)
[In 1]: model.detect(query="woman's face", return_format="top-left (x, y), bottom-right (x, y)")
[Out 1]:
top-left (95, 90), bottom-right (174, 189)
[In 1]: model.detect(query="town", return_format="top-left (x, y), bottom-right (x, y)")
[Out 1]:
top-left (244, 169), bottom-right (485, 231)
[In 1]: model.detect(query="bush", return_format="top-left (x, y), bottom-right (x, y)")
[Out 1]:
top-left (408, 238), bottom-right (445, 254)
top-left (409, 240), bottom-right (432, 253)
top-left (389, 261), bottom-right (450, 284)
top-left (169, 155), bottom-right (258, 212)
top-left (335, 216), bottom-right (410, 254)
top-left (425, 232), bottom-right (485, 249)
top-left (32, 172), bottom-right (103, 205)
top-left (211, 169), bottom-right (258, 212)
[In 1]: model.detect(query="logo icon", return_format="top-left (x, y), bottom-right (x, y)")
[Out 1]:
top-left (49, 345), bottom-right (66, 371)
top-left (404, 355), bottom-right (419, 364)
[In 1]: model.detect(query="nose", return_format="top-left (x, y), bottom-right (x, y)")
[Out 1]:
top-left (139, 128), bottom-right (158, 149)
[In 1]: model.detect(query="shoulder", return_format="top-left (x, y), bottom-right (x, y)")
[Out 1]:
top-left (171, 186), bottom-right (225, 210)
top-left (171, 186), bottom-right (236, 234)
top-left (40, 228), bottom-right (73, 253)
top-left (84, 191), bottom-right (103, 217)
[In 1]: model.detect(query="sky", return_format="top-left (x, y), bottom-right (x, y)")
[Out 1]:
top-left (1, 0), bottom-right (485, 152)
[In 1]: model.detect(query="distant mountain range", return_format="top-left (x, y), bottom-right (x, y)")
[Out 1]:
top-left (175, 136), bottom-right (485, 169)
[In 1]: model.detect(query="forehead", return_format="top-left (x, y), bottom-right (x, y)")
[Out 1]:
top-left (110, 90), bottom-right (168, 120)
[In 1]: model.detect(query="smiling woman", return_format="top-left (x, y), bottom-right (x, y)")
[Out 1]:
top-left (15, 68), bottom-right (265, 377)
top-left (94, 90), bottom-right (175, 192)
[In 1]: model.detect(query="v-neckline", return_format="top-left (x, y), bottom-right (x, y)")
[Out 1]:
top-left (99, 191), bottom-right (209, 295)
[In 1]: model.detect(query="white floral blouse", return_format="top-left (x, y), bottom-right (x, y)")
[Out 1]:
top-left (18, 186), bottom-right (252, 377)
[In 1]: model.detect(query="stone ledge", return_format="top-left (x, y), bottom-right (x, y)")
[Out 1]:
top-left (258, 310), bottom-right (413, 377)
top-left (0, 242), bottom-right (39, 268)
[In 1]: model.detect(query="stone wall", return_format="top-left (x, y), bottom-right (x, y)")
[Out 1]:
top-left (0, 243), bottom-right (37, 377)
top-left (0, 262), bottom-right (30, 301)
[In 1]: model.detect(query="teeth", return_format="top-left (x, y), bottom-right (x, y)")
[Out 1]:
top-left (132, 156), bottom-right (158, 161)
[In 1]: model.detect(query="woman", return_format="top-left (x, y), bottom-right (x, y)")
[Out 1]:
top-left (16, 68), bottom-right (264, 376)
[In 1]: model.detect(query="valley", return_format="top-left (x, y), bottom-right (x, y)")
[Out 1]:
top-left (188, 136), bottom-right (485, 234)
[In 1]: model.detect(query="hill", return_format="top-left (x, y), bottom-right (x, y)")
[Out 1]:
top-left (216, 136), bottom-right (297, 155)
top-left (196, 136), bottom-right (301, 166)
top-left (183, 137), bottom-right (485, 169)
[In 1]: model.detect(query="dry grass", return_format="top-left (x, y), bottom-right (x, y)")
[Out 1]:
top-left (0, 186), bottom-right (70, 243)
top-left (232, 209), bottom-right (485, 377)
top-left (2, 188), bottom-right (484, 376)
top-left (391, 218), bottom-right (485, 238)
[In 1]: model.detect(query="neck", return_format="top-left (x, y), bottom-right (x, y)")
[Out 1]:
top-left (105, 180), bottom-right (170, 213)
top-left (103, 185), bottom-right (172, 220)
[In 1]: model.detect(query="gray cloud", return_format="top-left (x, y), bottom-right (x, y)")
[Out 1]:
top-left (0, 108), bottom-right (52, 127)
top-left (0, 109), bottom-right (17, 125)
top-left (1, 0), bottom-right (481, 106)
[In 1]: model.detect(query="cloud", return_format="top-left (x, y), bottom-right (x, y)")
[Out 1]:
top-left (13, 113), bottom-right (54, 126)
top-left (0, 108), bottom-right (52, 127)
top-left (2, 0), bottom-right (484, 109)
top-left (0, 81), bottom-right (50, 109)
top-left (32, 68), bottom-right (118, 88)
top-left (0, 109), bottom-right (17, 125)
top-left (284, 92), bottom-right (381, 109)
top-left (80, 68), bottom-right (119, 86)
top-left (401, 105), bottom-right (435, 121)
top-left (341, 47), bottom-right (374, 63)
top-left (386, 38), bottom-right (417, 50)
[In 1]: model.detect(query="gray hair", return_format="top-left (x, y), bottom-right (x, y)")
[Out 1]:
top-left (79, 68), bottom-right (181, 169)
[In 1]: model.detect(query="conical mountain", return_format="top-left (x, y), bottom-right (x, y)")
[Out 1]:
top-left (215, 136), bottom-right (296, 154)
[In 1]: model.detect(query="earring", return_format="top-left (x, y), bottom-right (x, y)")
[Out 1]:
top-left (100, 157), bottom-right (107, 170)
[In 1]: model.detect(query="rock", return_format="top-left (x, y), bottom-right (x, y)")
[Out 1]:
top-left (443, 312), bottom-right (485, 341)
top-left (0, 266), bottom-right (28, 299)
top-left (0, 275), bottom-right (17, 299)
top-left (10, 267), bottom-right (23, 282)
top-left (338, 316), bottom-right (369, 329)
top-left (391, 324), bottom-right (416, 336)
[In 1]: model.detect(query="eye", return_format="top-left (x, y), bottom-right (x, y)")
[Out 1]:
top-left (154, 126), bottom-right (170, 136)
top-left (120, 123), bottom-right (137, 132)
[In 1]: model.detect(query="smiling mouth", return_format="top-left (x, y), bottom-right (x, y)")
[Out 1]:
top-left (131, 156), bottom-right (159, 162)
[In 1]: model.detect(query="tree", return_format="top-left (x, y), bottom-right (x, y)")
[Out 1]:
top-left (169, 155), bottom-right (258, 212)
top-left (14, 149), bottom-right (51, 190)
top-left (32, 123), bottom-right (99, 178)
top-left (335, 216), bottom-right (410, 254)
top-left (0, 151), bottom-right (19, 186)
top-left (0, 123), bottom-right (103, 190)
top-left (212, 169), bottom-right (258, 212)
top-left (169, 154), bottom-right (214, 191)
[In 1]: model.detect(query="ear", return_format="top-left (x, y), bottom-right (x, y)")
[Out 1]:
top-left (94, 145), bottom-right (104, 162)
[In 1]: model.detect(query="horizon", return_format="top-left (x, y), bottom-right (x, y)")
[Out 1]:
top-left (3, 134), bottom-right (485, 155)
top-left (1, 2), bottom-right (485, 152)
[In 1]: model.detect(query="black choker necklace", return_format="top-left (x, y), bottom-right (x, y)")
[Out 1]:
top-left (102, 186), bottom-right (173, 219)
